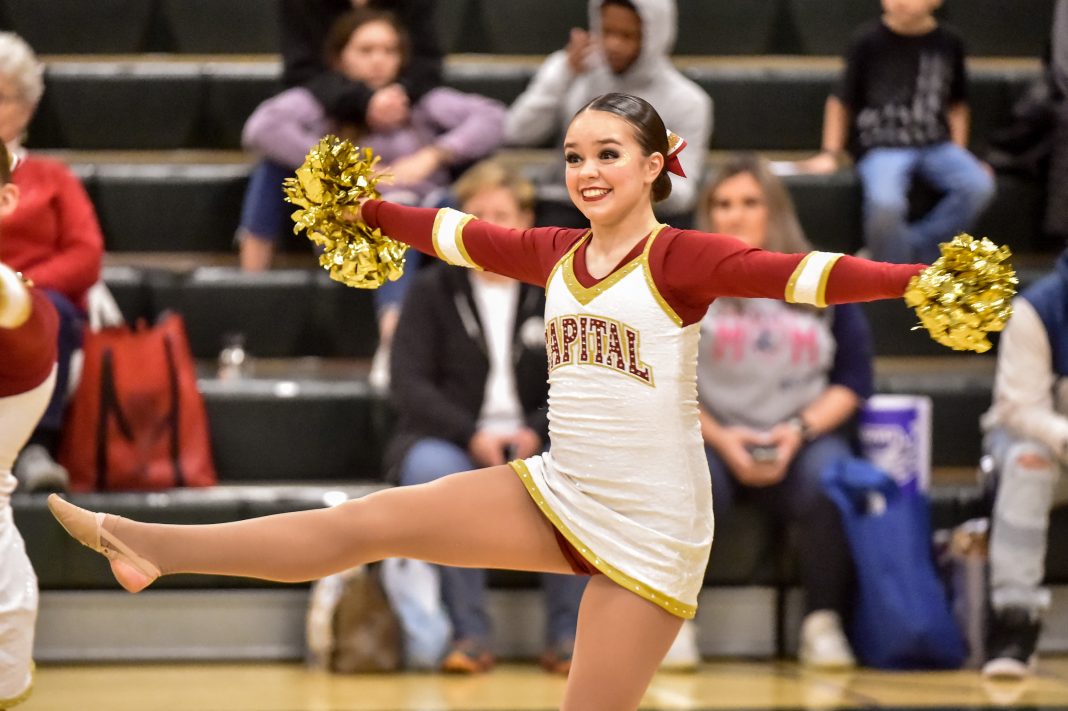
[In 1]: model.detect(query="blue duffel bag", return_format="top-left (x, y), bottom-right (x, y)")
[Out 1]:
top-left (823, 457), bottom-right (966, 669)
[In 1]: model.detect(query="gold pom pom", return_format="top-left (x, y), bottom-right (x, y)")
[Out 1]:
top-left (284, 136), bottom-right (407, 288)
top-left (904, 234), bottom-right (1017, 353)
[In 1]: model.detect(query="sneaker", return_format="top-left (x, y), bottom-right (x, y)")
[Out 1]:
top-left (440, 639), bottom-right (494, 674)
top-left (982, 606), bottom-right (1041, 679)
top-left (659, 619), bottom-right (700, 671)
top-left (14, 444), bottom-right (70, 493)
top-left (799, 610), bottom-right (856, 670)
top-left (539, 639), bottom-right (574, 675)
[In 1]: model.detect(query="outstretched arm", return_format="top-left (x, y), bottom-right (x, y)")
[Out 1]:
top-left (655, 230), bottom-right (925, 325)
top-left (360, 200), bottom-right (584, 287)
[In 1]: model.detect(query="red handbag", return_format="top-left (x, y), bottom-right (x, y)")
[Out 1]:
top-left (60, 313), bottom-right (217, 491)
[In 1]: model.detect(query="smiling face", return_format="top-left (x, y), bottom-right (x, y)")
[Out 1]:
top-left (707, 172), bottom-right (769, 249)
top-left (335, 19), bottom-right (403, 90)
top-left (563, 110), bottom-right (662, 227)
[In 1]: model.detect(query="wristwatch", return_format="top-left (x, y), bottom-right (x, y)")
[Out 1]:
top-left (786, 415), bottom-right (813, 442)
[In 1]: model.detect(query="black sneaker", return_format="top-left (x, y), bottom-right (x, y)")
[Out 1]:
top-left (982, 606), bottom-right (1041, 678)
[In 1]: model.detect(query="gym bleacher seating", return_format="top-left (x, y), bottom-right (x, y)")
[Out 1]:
top-left (6, 0), bottom-right (1063, 660)
top-left (0, 0), bottom-right (1054, 57)
top-left (25, 59), bottom-right (1040, 152)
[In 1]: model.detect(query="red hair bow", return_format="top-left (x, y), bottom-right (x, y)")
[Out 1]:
top-left (665, 130), bottom-right (687, 177)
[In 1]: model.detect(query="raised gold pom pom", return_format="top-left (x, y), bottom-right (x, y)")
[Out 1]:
top-left (904, 234), bottom-right (1017, 353)
top-left (284, 136), bottom-right (407, 289)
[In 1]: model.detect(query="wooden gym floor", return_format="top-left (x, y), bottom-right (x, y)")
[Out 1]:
top-left (17, 658), bottom-right (1068, 711)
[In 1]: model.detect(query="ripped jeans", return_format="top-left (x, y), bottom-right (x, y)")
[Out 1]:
top-left (986, 428), bottom-right (1068, 614)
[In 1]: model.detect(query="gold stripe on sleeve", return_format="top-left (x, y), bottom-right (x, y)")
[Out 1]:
top-left (453, 214), bottom-right (482, 271)
top-left (430, 207), bottom-right (448, 262)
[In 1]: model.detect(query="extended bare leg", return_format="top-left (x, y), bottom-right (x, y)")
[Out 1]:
top-left (50, 466), bottom-right (574, 589)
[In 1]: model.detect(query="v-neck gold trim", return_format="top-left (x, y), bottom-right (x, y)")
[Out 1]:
top-left (560, 225), bottom-right (666, 306)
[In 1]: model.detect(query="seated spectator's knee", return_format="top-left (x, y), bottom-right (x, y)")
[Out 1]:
top-left (1004, 441), bottom-right (1056, 478)
top-left (955, 168), bottom-right (996, 209)
top-left (865, 198), bottom-right (908, 232)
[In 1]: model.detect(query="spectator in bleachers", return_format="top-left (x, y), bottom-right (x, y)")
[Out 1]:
top-left (0, 141), bottom-right (54, 711)
top-left (0, 32), bottom-right (104, 492)
top-left (386, 160), bottom-right (586, 674)
top-left (239, 8), bottom-right (505, 381)
top-left (979, 247), bottom-right (1068, 679)
top-left (239, 7), bottom-right (504, 271)
top-left (504, 0), bottom-right (711, 225)
top-left (280, 0), bottom-right (442, 131)
top-left (690, 155), bottom-right (871, 670)
top-left (801, 0), bottom-right (995, 264)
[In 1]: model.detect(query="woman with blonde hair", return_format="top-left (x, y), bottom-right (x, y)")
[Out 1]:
top-left (694, 153), bottom-right (872, 669)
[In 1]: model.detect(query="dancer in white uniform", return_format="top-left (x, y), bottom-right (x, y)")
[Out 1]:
top-left (49, 93), bottom-right (929, 711)
top-left (0, 144), bottom-right (59, 709)
top-left (515, 225), bottom-right (711, 617)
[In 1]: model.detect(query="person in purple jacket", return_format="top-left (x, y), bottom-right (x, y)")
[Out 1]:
top-left (237, 7), bottom-right (506, 371)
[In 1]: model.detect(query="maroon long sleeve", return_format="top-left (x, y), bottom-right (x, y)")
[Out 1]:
top-left (361, 201), bottom-right (926, 326)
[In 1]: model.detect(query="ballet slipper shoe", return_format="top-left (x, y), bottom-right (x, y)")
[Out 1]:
top-left (47, 494), bottom-right (161, 593)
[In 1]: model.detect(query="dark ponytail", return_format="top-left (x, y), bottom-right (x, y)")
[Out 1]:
top-left (573, 93), bottom-right (673, 202)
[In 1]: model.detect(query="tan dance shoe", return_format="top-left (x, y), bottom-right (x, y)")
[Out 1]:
top-left (47, 494), bottom-right (160, 593)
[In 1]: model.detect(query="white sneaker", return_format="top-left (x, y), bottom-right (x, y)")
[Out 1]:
top-left (14, 444), bottom-right (70, 493)
top-left (660, 619), bottom-right (700, 671)
top-left (799, 610), bottom-right (856, 670)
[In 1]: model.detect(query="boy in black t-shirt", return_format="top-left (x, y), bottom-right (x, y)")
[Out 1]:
top-left (802, 0), bottom-right (995, 263)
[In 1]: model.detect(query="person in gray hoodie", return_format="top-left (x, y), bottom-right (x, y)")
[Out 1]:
top-left (504, 0), bottom-right (711, 221)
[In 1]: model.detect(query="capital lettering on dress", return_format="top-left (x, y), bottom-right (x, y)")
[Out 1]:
top-left (545, 313), bottom-right (653, 386)
top-left (605, 322), bottom-right (625, 371)
top-left (546, 319), bottom-right (562, 367)
top-left (578, 316), bottom-right (590, 362)
top-left (560, 316), bottom-right (579, 364)
top-left (588, 318), bottom-right (608, 365)
top-left (626, 329), bottom-right (652, 381)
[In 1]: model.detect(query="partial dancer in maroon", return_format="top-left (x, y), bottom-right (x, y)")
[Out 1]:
top-left (0, 139), bottom-right (60, 709)
top-left (48, 94), bottom-right (924, 711)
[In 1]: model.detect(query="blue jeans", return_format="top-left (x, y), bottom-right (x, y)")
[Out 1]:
top-left (856, 142), bottom-right (995, 263)
top-left (398, 438), bottom-right (587, 647)
top-left (40, 290), bottom-right (83, 433)
top-left (706, 433), bottom-right (855, 614)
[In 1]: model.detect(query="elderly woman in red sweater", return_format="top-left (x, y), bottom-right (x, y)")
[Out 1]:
top-left (0, 33), bottom-right (104, 491)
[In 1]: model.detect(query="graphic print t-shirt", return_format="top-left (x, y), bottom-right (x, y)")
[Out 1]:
top-left (835, 21), bottom-right (967, 156)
